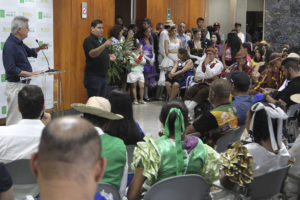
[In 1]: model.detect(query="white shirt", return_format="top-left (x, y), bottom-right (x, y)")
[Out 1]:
top-left (237, 32), bottom-right (245, 43)
top-left (0, 119), bottom-right (45, 164)
top-left (195, 57), bottom-right (224, 81)
top-left (245, 142), bottom-right (290, 177)
top-left (158, 29), bottom-right (169, 57)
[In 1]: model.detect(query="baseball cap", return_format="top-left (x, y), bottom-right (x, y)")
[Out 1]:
top-left (226, 71), bottom-right (250, 92)
top-left (213, 22), bottom-right (220, 27)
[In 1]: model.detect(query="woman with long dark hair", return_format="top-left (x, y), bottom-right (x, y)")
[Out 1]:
top-left (222, 32), bottom-right (241, 69)
top-left (106, 89), bottom-right (144, 145)
top-left (139, 27), bottom-right (157, 101)
top-left (210, 32), bottom-right (222, 58)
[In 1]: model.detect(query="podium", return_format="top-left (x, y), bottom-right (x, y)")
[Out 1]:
top-left (21, 70), bottom-right (65, 116)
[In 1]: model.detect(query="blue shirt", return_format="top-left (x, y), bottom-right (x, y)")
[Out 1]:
top-left (2, 33), bottom-right (37, 82)
top-left (177, 34), bottom-right (190, 49)
top-left (231, 95), bottom-right (252, 126)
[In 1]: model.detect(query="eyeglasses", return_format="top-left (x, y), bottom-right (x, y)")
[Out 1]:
top-left (236, 57), bottom-right (247, 60)
top-left (207, 53), bottom-right (215, 56)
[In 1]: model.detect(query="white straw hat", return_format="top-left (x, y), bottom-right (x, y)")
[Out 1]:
top-left (71, 97), bottom-right (123, 120)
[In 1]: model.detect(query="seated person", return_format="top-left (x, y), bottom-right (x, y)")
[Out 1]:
top-left (228, 71), bottom-right (252, 126)
top-left (0, 163), bottom-right (13, 200)
top-left (220, 102), bottom-right (291, 193)
top-left (185, 79), bottom-right (238, 147)
top-left (251, 53), bottom-right (282, 93)
top-left (264, 57), bottom-right (300, 110)
top-left (0, 85), bottom-right (48, 164)
top-left (165, 48), bottom-right (194, 101)
top-left (71, 97), bottom-right (127, 197)
top-left (222, 48), bottom-right (253, 78)
top-left (31, 117), bottom-right (108, 200)
top-left (127, 101), bottom-right (222, 200)
top-left (284, 94), bottom-right (300, 198)
top-left (184, 47), bottom-right (223, 118)
top-left (106, 89), bottom-right (145, 145)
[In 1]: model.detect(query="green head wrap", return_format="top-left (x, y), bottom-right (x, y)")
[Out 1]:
top-left (163, 108), bottom-right (185, 175)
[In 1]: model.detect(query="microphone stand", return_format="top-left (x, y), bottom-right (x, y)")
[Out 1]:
top-left (35, 39), bottom-right (55, 72)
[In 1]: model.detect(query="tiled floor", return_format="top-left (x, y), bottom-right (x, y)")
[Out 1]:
top-left (133, 101), bottom-right (165, 139)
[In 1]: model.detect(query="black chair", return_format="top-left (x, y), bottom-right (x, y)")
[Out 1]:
top-left (144, 174), bottom-right (210, 200)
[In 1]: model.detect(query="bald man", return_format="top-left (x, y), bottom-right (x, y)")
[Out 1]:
top-left (30, 117), bottom-right (106, 200)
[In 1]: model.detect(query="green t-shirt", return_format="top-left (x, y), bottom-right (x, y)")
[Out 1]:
top-left (129, 52), bottom-right (145, 72)
top-left (100, 133), bottom-right (127, 190)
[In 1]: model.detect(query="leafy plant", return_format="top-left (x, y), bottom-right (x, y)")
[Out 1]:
top-left (107, 37), bottom-right (135, 84)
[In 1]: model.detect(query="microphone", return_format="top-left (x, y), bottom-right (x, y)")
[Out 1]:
top-left (35, 39), bottom-right (54, 72)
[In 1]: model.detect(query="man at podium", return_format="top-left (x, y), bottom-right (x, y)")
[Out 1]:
top-left (2, 16), bottom-right (48, 125)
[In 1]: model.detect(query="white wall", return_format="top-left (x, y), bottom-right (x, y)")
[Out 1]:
top-left (247, 0), bottom-right (264, 11)
top-left (208, 0), bottom-right (231, 39)
top-left (236, 0), bottom-right (247, 33)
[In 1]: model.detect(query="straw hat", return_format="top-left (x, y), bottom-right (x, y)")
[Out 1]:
top-left (164, 19), bottom-right (175, 26)
top-left (282, 52), bottom-right (300, 65)
top-left (290, 94), bottom-right (300, 104)
top-left (71, 97), bottom-right (123, 120)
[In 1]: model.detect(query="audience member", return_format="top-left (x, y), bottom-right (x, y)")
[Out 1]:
top-left (177, 22), bottom-right (190, 49)
top-left (225, 48), bottom-right (253, 77)
top-left (115, 15), bottom-right (128, 35)
top-left (185, 79), bottom-right (238, 147)
top-left (228, 71), bottom-right (252, 125)
top-left (184, 47), bottom-right (223, 118)
top-left (220, 102), bottom-right (290, 192)
top-left (106, 89), bottom-right (144, 145)
top-left (284, 94), bottom-right (300, 198)
top-left (200, 28), bottom-right (211, 47)
top-left (264, 57), bottom-right (300, 109)
top-left (71, 97), bottom-right (127, 197)
top-left (140, 27), bottom-right (157, 101)
top-left (0, 85), bottom-right (47, 164)
top-left (222, 32), bottom-right (241, 69)
top-left (155, 22), bottom-right (163, 36)
top-left (165, 48), bottom-right (193, 101)
top-left (127, 42), bottom-right (146, 104)
top-left (157, 20), bottom-right (174, 86)
top-left (213, 22), bottom-right (225, 44)
top-left (235, 22), bottom-right (245, 43)
top-left (196, 17), bottom-right (210, 39)
top-left (0, 163), bottom-right (13, 200)
top-left (127, 101), bottom-right (221, 200)
top-left (187, 28), bottom-right (205, 66)
top-left (185, 29), bottom-right (192, 39)
top-left (210, 32), bottom-right (222, 59)
top-left (30, 116), bottom-right (107, 200)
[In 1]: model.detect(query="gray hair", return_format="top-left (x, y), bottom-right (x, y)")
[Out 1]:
top-left (11, 16), bottom-right (29, 34)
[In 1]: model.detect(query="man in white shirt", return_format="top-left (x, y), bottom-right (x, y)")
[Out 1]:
top-left (235, 22), bottom-right (245, 43)
top-left (0, 85), bottom-right (47, 164)
top-left (184, 47), bottom-right (223, 118)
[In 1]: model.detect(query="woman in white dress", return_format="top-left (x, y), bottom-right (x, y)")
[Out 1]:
top-left (158, 26), bottom-right (182, 86)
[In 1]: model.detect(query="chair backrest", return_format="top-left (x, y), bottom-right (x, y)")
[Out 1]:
top-left (216, 125), bottom-right (245, 153)
top-left (144, 175), bottom-right (210, 200)
top-left (287, 104), bottom-right (300, 117)
top-left (248, 165), bottom-right (290, 199)
top-left (97, 183), bottom-right (121, 200)
top-left (5, 159), bottom-right (36, 184)
top-left (126, 145), bottom-right (136, 174)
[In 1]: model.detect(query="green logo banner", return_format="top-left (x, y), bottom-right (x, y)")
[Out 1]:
top-left (2, 106), bottom-right (6, 115)
top-left (1, 74), bottom-right (5, 82)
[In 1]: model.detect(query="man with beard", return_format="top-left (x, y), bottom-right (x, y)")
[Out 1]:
top-left (264, 57), bottom-right (300, 109)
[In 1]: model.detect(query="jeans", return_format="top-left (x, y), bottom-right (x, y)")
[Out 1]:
top-left (84, 73), bottom-right (107, 98)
